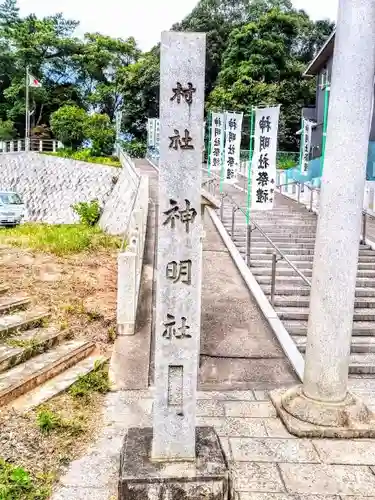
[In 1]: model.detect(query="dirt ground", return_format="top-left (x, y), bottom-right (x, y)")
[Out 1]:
top-left (0, 246), bottom-right (118, 354)
top-left (0, 245), bottom-right (119, 496)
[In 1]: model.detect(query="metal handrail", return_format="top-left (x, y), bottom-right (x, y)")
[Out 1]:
top-left (223, 193), bottom-right (312, 290)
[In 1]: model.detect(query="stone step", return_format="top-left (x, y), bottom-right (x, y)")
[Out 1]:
top-left (0, 327), bottom-right (67, 373)
top-left (253, 260), bottom-right (375, 271)
top-left (0, 308), bottom-right (50, 338)
top-left (251, 267), bottom-right (375, 278)
top-left (273, 296), bottom-right (375, 309)
top-left (293, 336), bottom-right (375, 354)
top-left (255, 275), bottom-right (375, 287)
top-left (0, 285), bottom-right (9, 295)
top-left (261, 286), bottom-right (375, 298)
top-left (348, 354), bottom-right (375, 374)
top-left (250, 253), bottom-right (375, 262)
top-left (0, 340), bottom-right (96, 407)
top-left (10, 354), bottom-right (107, 412)
top-left (284, 320), bottom-right (375, 337)
top-left (276, 307), bottom-right (375, 321)
top-left (242, 247), bottom-right (375, 256)
top-left (236, 236), bottom-right (317, 242)
top-left (0, 295), bottom-right (31, 315)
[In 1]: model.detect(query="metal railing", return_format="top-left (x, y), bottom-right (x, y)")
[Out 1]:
top-left (203, 170), bottom-right (312, 304)
top-left (278, 178), bottom-right (375, 246)
top-left (0, 138), bottom-right (62, 153)
top-left (277, 181), bottom-right (320, 213)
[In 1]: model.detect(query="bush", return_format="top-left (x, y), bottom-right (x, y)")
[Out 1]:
top-left (85, 114), bottom-right (116, 156)
top-left (43, 149), bottom-right (121, 167)
top-left (50, 105), bottom-right (88, 150)
top-left (0, 119), bottom-right (17, 141)
top-left (0, 459), bottom-right (50, 499)
top-left (71, 200), bottom-right (101, 226)
top-left (121, 139), bottom-right (147, 158)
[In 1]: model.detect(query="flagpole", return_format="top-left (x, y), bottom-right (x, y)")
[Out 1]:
top-left (25, 66), bottom-right (29, 151)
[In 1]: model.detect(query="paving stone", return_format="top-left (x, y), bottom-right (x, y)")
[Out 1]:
top-left (237, 494), bottom-right (339, 500)
top-left (196, 399), bottom-right (225, 417)
top-left (59, 450), bottom-right (118, 488)
top-left (263, 418), bottom-right (297, 438)
top-left (279, 464), bottom-right (375, 496)
top-left (253, 390), bottom-right (269, 401)
top-left (219, 437), bottom-right (232, 461)
top-left (51, 486), bottom-right (117, 500)
top-left (197, 390), bottom-right (255, 401)
top-left (313, 439), bottom-right (375, 465)
top-left (230, 462), bottom-right (285, 493)
top-left (197, 416), bottom-right (266, 437)
top-left (224, 401), bottom-right (277, 418)
top-left (230, 437), bottom-right (319, 463)
top-left (341, 497), bottom-right (375, 499)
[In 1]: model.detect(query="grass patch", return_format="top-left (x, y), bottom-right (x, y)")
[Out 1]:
top-left (42, 150), bottom-right (121, 168)
top-left (36, 409), bottom-right (85, 436)
top-left (0, 223), bottom-right (120, 256)
top-left (69, 361), bottom-right (110, 399)
top-left (0, 458), bottom-right (52, 499)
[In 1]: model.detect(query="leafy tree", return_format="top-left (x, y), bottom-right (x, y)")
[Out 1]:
top-left (74, 33), bottom-right (140, 120)
top-left (50, 105), bottom-right (87, 149)
top-left (208, 9), bottom-right (330, 150)
top-left (0, 118), bottom-right (16, 140)
top-left (120, 50), bottom-right (159, 139)
top-left (84, 113), bottom-right (115, 156)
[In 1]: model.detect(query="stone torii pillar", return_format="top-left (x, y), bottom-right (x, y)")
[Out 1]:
top-left (272, 0), bottom-right (375, 437)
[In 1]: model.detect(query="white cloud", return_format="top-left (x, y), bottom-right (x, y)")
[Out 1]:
top-left (17, 0), bottom-right (338, 51)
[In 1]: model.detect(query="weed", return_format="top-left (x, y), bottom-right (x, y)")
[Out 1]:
top-left (0, 223), bottom-right (120, 256)
top-left (0, 458), bottom-right (51, 499)
top-left (69, 361), bottom-right (110, 399)
top-left (107, 327), bottom-right (116, 342)
top-left (36, 409), bottom-right (85, 436)
top-left (59, 320), bottom-right (69, 331)
top-left (71, 200), bottom-right (101, 226)
top-left (63, 301), bottom-right (102, 322)
top-left (36, 409), bottom-right (61, 434)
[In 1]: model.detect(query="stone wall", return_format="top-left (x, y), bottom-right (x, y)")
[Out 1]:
top-left (99, 165), bottom-right (138, 236)
top-left (0, 152), bottom-right (122, 224)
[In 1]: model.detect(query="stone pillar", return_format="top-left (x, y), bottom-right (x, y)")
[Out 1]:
top-left (152, 31), bottom-right (205, 461)
top-left (272, 0), bottom-right (375, 437)
top-left (119, 31), bottom-right (228, 499)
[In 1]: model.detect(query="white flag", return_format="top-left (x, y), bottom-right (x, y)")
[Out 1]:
top-left (223, 111), bottom-right (243, 183)
top-left (251, 106), bottom-right (281, 211)
top-left (147, 118), bottom-right (156, 147)
top-left (28, 74), bottom-right (42, 88)
top-left (300, 118), bottom-right (313, 174)
top-left (154, 119), bottom-right (161, 150)
top-left (209, 112), bottom-right (224, 172)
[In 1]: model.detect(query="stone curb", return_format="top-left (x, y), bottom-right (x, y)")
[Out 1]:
top-left (206, 206), bottom-right (305, 381)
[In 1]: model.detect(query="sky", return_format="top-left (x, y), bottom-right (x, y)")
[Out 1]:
top-left (17, 0), bottom-right (338, 51)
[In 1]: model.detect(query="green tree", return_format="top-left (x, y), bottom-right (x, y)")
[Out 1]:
top-left (50, 105), bottom-right (87, 149)
top-left (0, 118), bottom-right (16, 140)
top-left (208, 9), bottom-right (330, 150)
top-left (74, 33), bottom-right (140, 120)
top-left (120, 50), bottom-right (159, 139)
top-left (84, 113), bottom-right (115, 156)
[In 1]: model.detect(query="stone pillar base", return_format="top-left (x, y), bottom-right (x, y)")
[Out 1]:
top-left (271, 386), bottom-right (375, 438)
top-left (119, 427), bottom-right (229, 499)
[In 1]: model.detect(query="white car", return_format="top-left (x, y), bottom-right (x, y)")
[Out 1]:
top-left (0, 191), bottom-right (27, 227)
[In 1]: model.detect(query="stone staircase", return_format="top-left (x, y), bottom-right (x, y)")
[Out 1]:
top-left (0, 283), bottom-right (102, 410)
top-left (221, 202), bottom-right (375, 375)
